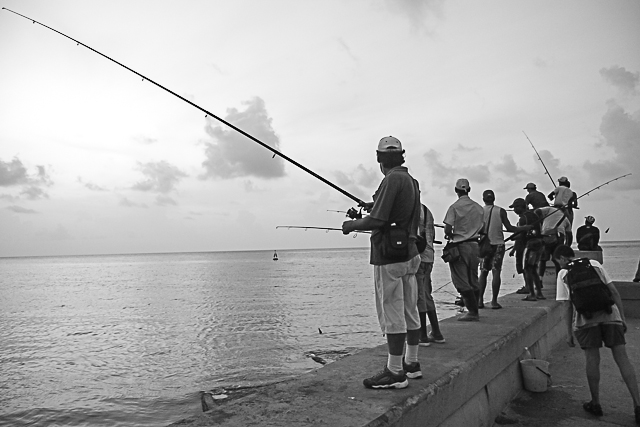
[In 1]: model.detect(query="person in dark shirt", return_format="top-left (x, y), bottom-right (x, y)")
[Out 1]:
top-left (576, 216), bottom-right (602, 251)
top-left (524, 182), bottom-right (549, 209)
top-left (509, 198), bottom-right (544, 300)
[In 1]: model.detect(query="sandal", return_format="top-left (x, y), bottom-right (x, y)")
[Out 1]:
top-left (522, 295), bottom-right (537, 301)
top-left (583, 401), bottom-right (603, 417)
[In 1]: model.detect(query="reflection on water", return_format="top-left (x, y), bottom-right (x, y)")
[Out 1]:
top-left (1, 243), bottom-right (637, 426)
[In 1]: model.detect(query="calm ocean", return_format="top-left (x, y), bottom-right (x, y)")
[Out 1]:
top-left (1, 242), bottom-right (639, 426)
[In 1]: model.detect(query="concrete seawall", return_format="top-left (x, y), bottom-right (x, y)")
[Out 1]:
top-left (170, 274), bottom-right (639, 427)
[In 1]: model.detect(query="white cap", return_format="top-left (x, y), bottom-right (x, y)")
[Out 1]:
top-left (455, 178), bottom-right (470, 191)
top-left (377, 136), bottom-right (403, 152)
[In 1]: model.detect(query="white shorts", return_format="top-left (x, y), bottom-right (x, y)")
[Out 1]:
top-left (373, 255), bottom-right (421, 334)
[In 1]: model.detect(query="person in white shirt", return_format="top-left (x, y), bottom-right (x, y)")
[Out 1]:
top-left (554, 244), bottom-right (639, 421)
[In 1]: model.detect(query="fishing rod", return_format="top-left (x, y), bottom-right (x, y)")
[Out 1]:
top-left (276, 225), bottom-right (370, 237)
top-left (522, 131), bottom-right (556, 188)
top-left (505, 173), bottom-right (631, 243)
top-left (3, 7), bottom-right (365, 207)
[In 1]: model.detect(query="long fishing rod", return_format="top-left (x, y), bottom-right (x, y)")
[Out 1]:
top-left (523, 131), bottom-right (556, 188)
top-left (275, 225), bottom-right (370, 238)
top-left (505, 173), bottom-right (631, 243)
top-left (3, 7), bottom-right (365, 207)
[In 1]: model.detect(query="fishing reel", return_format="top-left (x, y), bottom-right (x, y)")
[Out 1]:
top-left (346, 207), bottom-right (363, 220)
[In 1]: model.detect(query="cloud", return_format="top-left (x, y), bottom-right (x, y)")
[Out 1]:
top-left (201, 97), bottom-right (286, 180)
top-left (384, 0), bottom-right (445, 34)
top-left (6, 205), bottom-right (37, 214)
top-left (455, 144), bottom-right (480, 152)
top-left (0, 157), bottom-right (29, 186)
top-left (20, 186), bottom-right (49, 200)
top-left (134, 135), bottom-right (158, 145)
top-left (0, 157), bottom-right (52, 199)
top-left (155, 195), bottom-right (177, 206)
top-left (119, 197), bottom-right (148, 208)
top-left (331, 164), bottom-right (379, 199)
top-left (600, 65), bottom-right (640, 95)
top-left (423, 149), bottom-right (490, 189)
top-left (132, 161), bottom-right (188, 194)
top-left (77, 177), bottom-right (107, 191)
top-left (583, 101), bottom-right (640, 189)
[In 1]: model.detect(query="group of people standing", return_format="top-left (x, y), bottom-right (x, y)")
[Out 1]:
top-left (341, 136), bottom-right (638, 423)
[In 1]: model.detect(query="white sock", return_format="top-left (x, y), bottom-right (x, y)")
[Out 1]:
top-left (405, 344), bottom-right (419, 364)
top-left (387, 354), bottom-right (403, 374)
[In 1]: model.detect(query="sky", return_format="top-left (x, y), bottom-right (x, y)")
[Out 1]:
top-left (1, 0), bottom-right (639, 257)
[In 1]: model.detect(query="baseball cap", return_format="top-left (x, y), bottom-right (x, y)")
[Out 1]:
top-left (558, 176), bottom-right (569, 183)
top-left (509, 198), bottom-right (526, 208)
top-left (524, 182), bottom-right (536, 190)
top-left (455, 178), bottom-right (470, 191)
top-left (585, 215), bottom-right (595, 224)
top-left (377, 136), bottom-right (403, 152)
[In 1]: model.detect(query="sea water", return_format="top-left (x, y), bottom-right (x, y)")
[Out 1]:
top-left (1, 242), bottom-right (638, 426)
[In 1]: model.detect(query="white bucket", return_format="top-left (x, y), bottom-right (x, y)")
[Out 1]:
top-left (520, 359), bottom-right (551, 392)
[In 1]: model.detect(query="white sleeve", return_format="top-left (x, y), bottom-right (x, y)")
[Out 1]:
top-left (590, 260), bottom-right (612, 284)
top-left (556, 269), bottom-right (570, 301)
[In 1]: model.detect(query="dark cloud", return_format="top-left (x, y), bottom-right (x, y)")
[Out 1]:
top-left (132, 161), bottom-right (188, 194)
top-left (423, 149), bottom-right (490, 189)
top-left (0, 157), bottom-right (52, 199)
top-left (201, 97), bottom-right (286, 180)
top-left (584, 101), bottom-right (640, 189)
top-left (600, 66), bottom-right (639, 95)
top-left (0, 157), bottom-right (30, 186)
top-left (6, 205), bottom-right (37, 214)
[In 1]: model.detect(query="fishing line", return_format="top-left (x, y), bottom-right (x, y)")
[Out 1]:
top-left (3, 7), bottom-right (365, 206)
top-left (523, 131), bottom-right (556, 188)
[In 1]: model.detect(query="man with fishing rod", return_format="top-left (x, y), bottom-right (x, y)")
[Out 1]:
top-left (509, 198), bottom-right (545, 301)
top-left (342, 136), bottom-right (422, 390)
top-left (477, 190), bottom-right (531, 309)
top-left (548, 176), bottom-right (579, 246)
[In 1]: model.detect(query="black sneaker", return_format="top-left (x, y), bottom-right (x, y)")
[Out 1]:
top-left (402, 360), bottom-right (422, 379)
top-left (516, 286), bottom-right (529, 294)
top-left (363, 366), bottom-right (408, 389)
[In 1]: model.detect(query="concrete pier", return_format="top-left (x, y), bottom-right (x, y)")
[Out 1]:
top-left (169, 273), bottom-right (639, 427)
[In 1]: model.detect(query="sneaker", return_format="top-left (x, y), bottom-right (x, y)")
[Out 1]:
top-left (516, 286), bottom-right (529, 294)
top-left (418, 336), bottom-right (431, 347)
top-left (458, 313), bottom-right (480, 322)
top-left (402, 360), bottom-right (422, 379)
top-left (583, 401), bottom-right (603, 417)
top-left (363, 366), bottom-right (408, 389)
top-left (427, 332), bottom-right (446, 344)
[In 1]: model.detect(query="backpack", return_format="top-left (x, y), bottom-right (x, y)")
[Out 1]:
top-left (565, 258), bottom-right (614, 319)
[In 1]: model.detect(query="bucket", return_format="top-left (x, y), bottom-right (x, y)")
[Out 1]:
top-left (520, 359), bottom-right (552, 392)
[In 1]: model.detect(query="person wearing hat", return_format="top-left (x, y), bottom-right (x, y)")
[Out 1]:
top-left (477, 190), bottom-right (529, 309)
top-left (342, 136), bottom-right (422, 389)
top-left (443, 178), bottom-right (484, 321)
top-left (524, 182), bottom-right (549, 209)
top-left (548, 176), bottom-right (579, 245)
top-left (576, 216), bottom-right (602, 251)
top-left (509, 198), bottom-right (545, 301)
